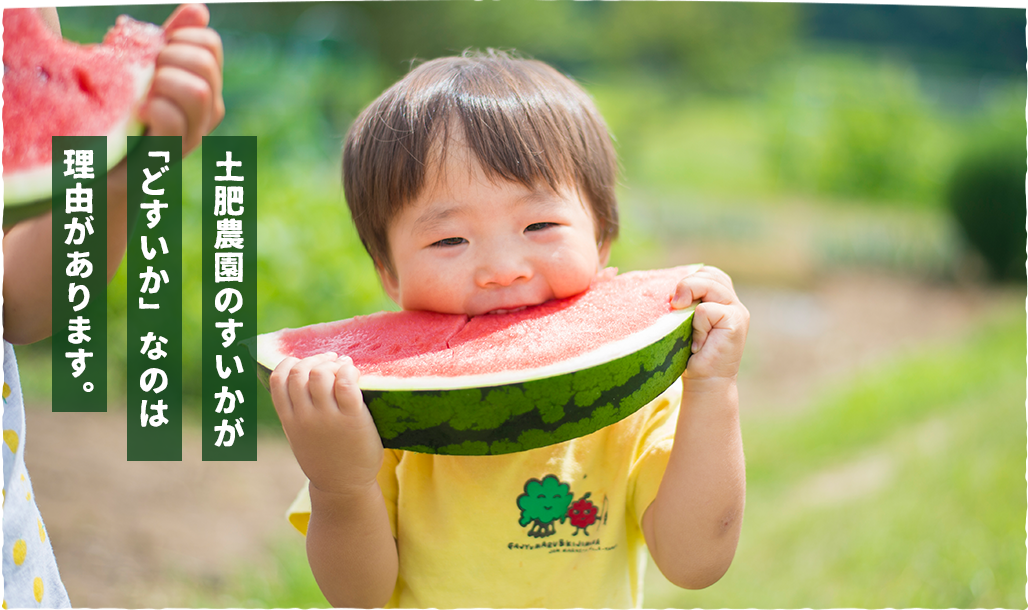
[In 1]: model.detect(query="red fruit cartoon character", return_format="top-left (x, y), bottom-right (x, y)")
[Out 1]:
top-left (567, 492), bottom-right (599, 536)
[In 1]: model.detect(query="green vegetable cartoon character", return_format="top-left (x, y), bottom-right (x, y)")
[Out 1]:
top-left (517, 475), bottom-right (574, 538)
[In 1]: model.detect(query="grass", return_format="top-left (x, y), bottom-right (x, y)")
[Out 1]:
top-left (645, 309), bottom-right (1026, 608)
top-left (589, 52), bottom-right (1017, 209)
top-left (197, 306), bottom-right (1025, 608)
top-left (189, 538), bottom-right (330, 608)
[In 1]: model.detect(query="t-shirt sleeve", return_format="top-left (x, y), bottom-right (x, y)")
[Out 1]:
top-left (627, 376), bottom-right (682, 529)
top-left (286, 483), bottom-right (312, 535)
top-left (286, 449), bottom-right (403, 537)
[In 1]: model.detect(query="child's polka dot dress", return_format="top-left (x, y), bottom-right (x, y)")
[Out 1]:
top-left (3, 342), bottom-right (70, 608)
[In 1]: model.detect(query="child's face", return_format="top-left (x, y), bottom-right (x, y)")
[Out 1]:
top-left (378, 145), bottom-right (610, 316)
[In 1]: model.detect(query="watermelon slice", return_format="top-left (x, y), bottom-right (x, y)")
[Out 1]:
top-left (2, 8), bottom-right (164, 225)
top-left (250, 266), bottom-right (697, 456)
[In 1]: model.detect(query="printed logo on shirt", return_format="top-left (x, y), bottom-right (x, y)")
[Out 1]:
top-left (567, 492), bottom-right (600, 536)
top-left (511, 475), bottom-right (615, 553)
top-left (516, 475), bottom-right (572, 538)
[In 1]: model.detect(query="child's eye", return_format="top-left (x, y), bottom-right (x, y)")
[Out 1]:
top-left (525, 222), bottom-right (557, 232)
top-left (431, 237), bottom-right (467, 247)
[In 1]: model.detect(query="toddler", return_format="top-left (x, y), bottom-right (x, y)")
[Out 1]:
top-left (2, 5), bottom-right (224, 606)
top-left (272, 50), bottom-right (749, 609)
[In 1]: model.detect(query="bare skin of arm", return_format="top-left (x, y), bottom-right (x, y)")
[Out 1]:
top-left (271, 353), bottom-right (398, 608)
top-left (642, 265), bottom-right (749, 589)
top-left (307, 483), bottom-right (399, 608)
top-left (2, 4), bottom-right (224, 345)
top-left (3, 162), bottom-right (129, 344)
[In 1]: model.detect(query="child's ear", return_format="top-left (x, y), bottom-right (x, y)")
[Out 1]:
top-left (375, 262), bottom-right (401, 305)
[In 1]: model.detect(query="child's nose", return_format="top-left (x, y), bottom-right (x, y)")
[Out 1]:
top-left (474, 252), bottom-right (532, 288)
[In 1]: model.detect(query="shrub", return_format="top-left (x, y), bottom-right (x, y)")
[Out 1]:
top-left (766, 53), bottom-right (954, 207)
top-left (946, 135), bottom-right (1026, 282)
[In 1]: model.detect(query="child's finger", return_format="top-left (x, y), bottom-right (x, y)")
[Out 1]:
top-left (692, 301), bottom-right (749, 359)
top-left (162, 31), bottom-right (226, 129)
top-left (690, 306), bottom-right (712, 355)
top-left (308, 359), bottom-right (346, 412)
top-left (690, 301), bottom-right (730, 354)
top-left (145, 66), bottom-right (216, 152)
top-left (285, 353), bottom-right (338, 413)
top-left (156, 38), bottom-right (223, 106)
top-left (333, 361), bottom-right (365, 417)
top-left (269, 356), bottom-right (301, 419)
top-left (700, 265), bottom-right (735, 290)
top-left (162, 4), bottom-right (209, 33)
top-left (166, 26), bottom-right (225, 72)
top-left (671, 273), bottom-right (737, 310)
top-left (141, 96), bottom-right (187, 140)
top-left (159, 39), bottom-right (225, 134)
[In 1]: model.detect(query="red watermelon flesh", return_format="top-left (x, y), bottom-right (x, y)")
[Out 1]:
top-left (258, 266), bottom-right (696, 390)
top-left (2, 8), bottom-right (164, 206)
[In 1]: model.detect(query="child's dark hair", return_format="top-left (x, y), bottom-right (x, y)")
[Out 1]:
top-left (342, 49), bottom-right (619, 273)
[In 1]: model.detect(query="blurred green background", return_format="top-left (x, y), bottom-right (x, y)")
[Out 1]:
top-left (13, 2), bottom-right (1025, 608)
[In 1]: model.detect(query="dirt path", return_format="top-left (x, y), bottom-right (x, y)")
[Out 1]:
top-left (23, 413), bottom-right (306, 608)
top-left (735, 272), bottom-right (1016, 415)
top-left (22, 272), bottom-right (1020, 608)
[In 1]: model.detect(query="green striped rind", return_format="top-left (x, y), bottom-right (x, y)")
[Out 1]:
top-left (244, 309), bottom-right (693, 456)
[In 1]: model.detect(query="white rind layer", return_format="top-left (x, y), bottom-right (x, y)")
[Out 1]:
top-left (257, 306), bottom-right (694, 392)
top-left (3, 63), bottom-right (154, 206)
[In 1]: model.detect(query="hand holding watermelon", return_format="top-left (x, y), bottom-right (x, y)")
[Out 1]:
top-left (670, 265), bottom-right (750, 384)
top-left (270, 352), bottom-right (400, 607)
top-left (269, 352), bottom-right (386, 495)
top-left (2, 5), bottom-right (226, 344)
top-left (141, 4), bottom-right (225, 156)
top-left (642, 264), bottom-right (748, 589)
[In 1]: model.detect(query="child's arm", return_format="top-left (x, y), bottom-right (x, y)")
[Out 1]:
top-left (2, 4), bottom-right (224, 345)
top-left (642, 265), bottom-right (748, 589)
top-left (270, 353), bottom-right (399, 608)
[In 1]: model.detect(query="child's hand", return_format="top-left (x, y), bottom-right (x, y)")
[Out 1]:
top-left (270, 353), bottom-right (385, 496)
top-left (139, 4), bottom-right (225, 155)
top-left (671, 265), bottom-right (749, 383)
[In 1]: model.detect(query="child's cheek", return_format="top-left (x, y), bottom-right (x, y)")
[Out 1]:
top-left (546, 249), bottom-right (602, 299)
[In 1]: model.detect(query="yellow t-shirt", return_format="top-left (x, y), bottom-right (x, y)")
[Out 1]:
top-left (288, 377), bottom-right (682, 609)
